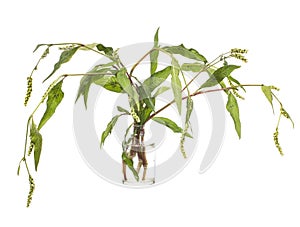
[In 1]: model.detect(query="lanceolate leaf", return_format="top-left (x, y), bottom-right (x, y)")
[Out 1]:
top-left (261, 85), bottom-right (274, 112)
top-left (137, 85), bottom-right (155, 112)
top-left (185, 97), bottom-right (193, 124)
top-left (76, 76), bottom-right (100, 108)
top-left (38, 80), bottom-right (64, 130)
top-left (152, 117), bottom-right (192, 138)
top-left (153, 86), bottom-right (170, 97)
top-left (116, 68), bottom-right (140, 109)
top-left (101, 115), bottom-right (122, 147)
top-left (164, 44), bottom-right (207, 63)
top-left (43, 46), bottom-right (80, 82)
top-left (117, 106), bottom-right (130, 115)
top-left (228, 75), bottom-right (246, 92)
top-left (171, 58), bottom-right (182, 114)
top-left (139, 98), bottom-right (155, 124)
top-left (226, 93), bottom-right (241, 139)
top-left (150, 27), bottom-right (160, 75)
top-left (200, 65), bottom-right (240, 89)
top-left (30, 120), bottom-right (43, 171)
top-left (143, 66), bottom-right (172, 93)
top-left (122, 152), bottom-right (139, 181)
top-left (181, 62), bottom-right (204, 72)
top-left (76, 62), bottom-right (119, 107)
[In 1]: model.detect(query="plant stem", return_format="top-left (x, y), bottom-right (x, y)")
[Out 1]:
top-left (146, 84), bottom-right (263, 122)
top-left (129, 48), bottom-right (156, 76)
top-left (63, 73), bottom-right (114, 77)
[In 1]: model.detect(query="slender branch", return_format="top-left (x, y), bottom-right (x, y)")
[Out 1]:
top-left (36, 43), bottom-right (112, 59)
top-left (118, 58), bottom-right (134, 85)
top-left (62, 72), bottom-right (114, 77)
top-left (129, 48), bottom-right (156, 76)
top-left (146, 84), bottom-right (263, 122)
top-left (271, 92), bottom-right (283, 106)
top-left (181, 52), bottom-right (231, 92)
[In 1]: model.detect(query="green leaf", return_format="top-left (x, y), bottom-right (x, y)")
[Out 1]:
top-left (171, 58), bottom-right (182, 114)
top-left (226, 93), bottom-right (241, 139)
top-left (164, 44), bottom-right (207, 63)
top-left (153, 86), bottom-right (170, 97)
top-left (139, 98), bottom-right (156, 124)
top-left (181, 62), bottom-right (204, 72)
top-left (228, 76), bottom-right (246, 92)
top-left (185, 97), bottom-right (193, 124)
top-left (137, 85), bottom-right (155, 112)
top-left (75, 65), bottom-right (116, 102)
top-left (101, 115), bottom-right (121, 147)
top-left (143, 66), bottom-right (172, 93)
top-left (150, 27), bottom-right (160, 75)
top-left (122, 123), bottom-right (133, 151)
top-left (89, 63), bottom-right (117, 73)
top-left (117, 106), bottom-right (130, 115)
top-left (122, 152), bottom-right (139, 181)
top-left (76, 75), bottom-right (103, 108)
top-left (152, 117), bottom-right (192, 138)
top-left (116, 68), bottom-right (140, 109)
top-left (96, 44), bottom-right (113, 56)
top-left (43, 46), bottom-right (80, 82)
top-left (200, 65), bottom-right (240, 89)
top-left (38, 80), bottom-right (64, 130)
top-left (102, 77), bottom-right (123, 93)
top-left (30, 120), bottom-right (43, 171)
top-left (261, 85), bottom-right (274, 112)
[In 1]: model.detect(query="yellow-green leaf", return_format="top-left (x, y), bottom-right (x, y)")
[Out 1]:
top-left (43, 46), bottom-right (80, 82)
top-left (200, 65), bottom-right (240, 89)
top-left (226, 93), bottom-right (241, 139)
top-left (30, 120), bottom-right (43, 171)
top-left (171, 58), bottom-right (182, 114)
top-left (164, 44), bottom-right (207, 63)
top-left (153, 86), bottom-right (170, 97)
top-left (143, 66), bottom-right (172, 93)
top-left (116, 68), bottom-right (139, 109)
top-left (181, 62), bottom-right (204, 72)
top-left (261, 85), bottom-right (274, 112)
top-left (152, 117), bottom-right (192, 138)
top-left (101, 115), bottom-right (121, 147)
top-left (150, 27), bottom-right (160, 75)
top-left (38, 80), bottom-right (64, 130)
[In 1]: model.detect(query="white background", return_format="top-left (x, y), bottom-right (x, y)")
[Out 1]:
top-left (1, 0), bottom-right (300, 226)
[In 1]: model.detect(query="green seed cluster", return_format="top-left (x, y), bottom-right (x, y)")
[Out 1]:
top-left (180, 124), bottom-right (188, 159)
top-left (27, 142), bottom-right (34, 156)
top-left (41, 80), bottom-right (57, 103)
top-left (24, 77), bottom-right (33, 106)
top-left (230, 53), bottom-right (248, 63)
top-left (273, 127), bottom-right (283, 156)
top-left (130, 108), bottom-right (140, 123)
top-left (280, 107), bottom-right (290, 119)
top-left (41, 47), bottom-right (49, 58)
top-left (270, 86), bottom-right (280, 91)
top-left (27, 175), bottom-right (35, 207)
top-left (231, 48), bottom-right (248, 54)
top-left (59, 44), bottom-right (75, 51)
top-left (228, 79), bottom-right (245, 100)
